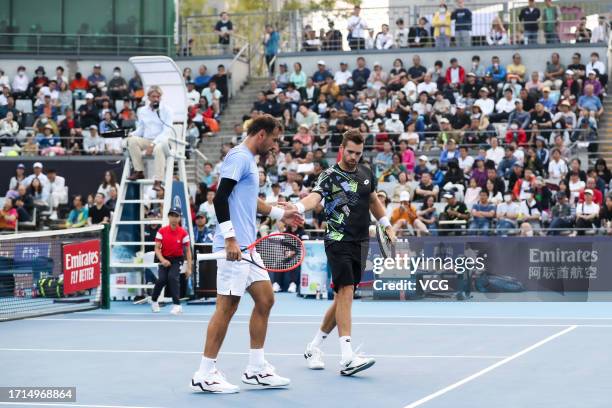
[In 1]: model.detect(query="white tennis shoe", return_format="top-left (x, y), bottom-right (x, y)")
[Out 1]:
top-left (304, 343), bottom-right (325, 369)
top-left (242, 361), bottom-right (290, 387)
top-left (170, 305), bottom-right (183, 315)
top-left (150, 301), bottom-right (160, 313)
top-left (340, 354), bottom-right (375, 376)
top-left (191, 369), bottom-right (239, 394)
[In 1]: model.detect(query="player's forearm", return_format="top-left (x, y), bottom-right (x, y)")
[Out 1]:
top-left (297, 192), bottom-right (322, 213)
top-left (369, 196), bottom-right (387, 221)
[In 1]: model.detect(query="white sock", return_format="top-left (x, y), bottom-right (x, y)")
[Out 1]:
top-left (339, 336), bottom-right (353, 362)
top-left (311, 329), bottom-right (329, 348)
top-left (249, 348), bottom-right (265, 369)
top-left (198, 356), bottom-right (216, 374)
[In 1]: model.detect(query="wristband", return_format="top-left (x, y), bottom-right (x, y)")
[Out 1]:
top-left (296, 202), bottom-right (306, 214)
top-left (269, 206), bottom-right (285, 219)
top-left (219, 221), bottom-right (236, 239)
top-left (378, 216), bottom-right (391, 228)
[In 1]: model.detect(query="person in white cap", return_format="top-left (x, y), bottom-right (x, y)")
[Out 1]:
top-left (347, 5), bottom-right (367, 50)
top-left (575, 189), bottom-right (599, 235)
top-left (312, 61), bottom-right (332, 87)
top-left (23, 162), bottom-right (49, 188)
top-left (474, 87), bottom-right (494, 116)
top-left (126, 85), bottom-right (174, 191)
top-left (391, 190), bottom-right (428, 236)
top-left (78, 92), bottom-right (99, 128)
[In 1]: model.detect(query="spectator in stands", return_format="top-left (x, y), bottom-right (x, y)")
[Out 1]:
top-left (445, 58), bottom-right (465, 89)
top-left (35, 124), bottom-right (60, 152)
top-left (574, 17), bottom-right (592, 43)
top-left (30, 66), bottom-right (48, 96)
top-left (88, 192), bottom-right (111, 225)
top-left (542, 0), bottom-right (561, 44)
top-left (8, 163), bottom-right (26, 191)
top-left (69, 72), bottom-right (89, 100)
top-left (46, 169), bottom-right (67, 220)
top-left (414, 172), bottom-right (439, 202)
top-left (65, 195), bottom-right (88, 228)
top-left (507, 54), bottom-right (527, 82)
top-left (128, 72), bottom-right (144, 102)
top-left (214, 12), bottom-right (234, 54)
top-left (432, 3), bottom-right (451, 48)
top-left (391, 191), bottom-right (428, 236)
top-left (546, 148), bottom-right (567, 187)
top-left (439, 191), bottom-right (469, 235)
top-left (295, 104), bottom-right (319, 128)
top-left (408, 17), bottom-right (431, 48)
top-left (584, 70), bottom-right (603, 97)
top-left (518, 189), bottom-right (541, 233)
top-left (519, 0), bottom-right (541, 45)
top-left (87, 64), bottom-right (106, 96)
top-left (201, 81), bottom-right (222, 115)
top-left (490, 88), bottom-right (517, 122)
top-left (0, 198), bottom-right (17, 231)
top-left (323, 21), bottom-right (343, 51)
top-left (0, 111), bottom-right (18, 146)
top-left (83, 125), bottom-right (105, 155)
top-left (591, 15), bottom-right (610, 44)
top-left (108, 67), bottom-right (128, 101)
top-left (451, 0), bottom-right (472, 48)
top-left (15, 184), bottom-right (33, 222)
top-left (106, 186), bottom-right (117, 212)
top-left (579, 177), bottom-right (603, 205)
top-left (486, 56), bottom-right (506, 88)
top-left (575, 189), bottom-right (599, 235)
top-left (495, 192), bottom-right (520, 235)
top-left (198, 190), bottom-right (216, 227)
top-left (193, 212), bottom-right (213, 243)
top-left (275, 63), bottom-right (290, 89)
top-left (347, 5), bottom-right (367, 50)
top-left (99, 111), bottom-right (119, 134)
top-left (78, 93), bottom-right (99, 128)
top-left (185, 81), bottom-right (200, 106)
top-left (547, 192), bottom-right (573, 235)
top-left (474, 87), bottom-right (494, 116)
top-left (395, 18), bottom-right (410, 48)
top-left (464, 177), bottom-right (481, 207)
top-left (374, 24), bottom-right (394, 49)
top-left (183, 67), bottom-right (192, 83)
top-left (303, 29), bottom-right (321, 51)
top-left (470, 190), bottom-right (496, 234)
top-left (578, 84), bottom-right (603, 119)
top-left (11, 66), bottom-right (29, 98)
top-left (290, 62), bottom-right (307, 93)
top-left (595, 158), bottom-right (611, 186)
top-left (487, 16), bottom-right (508, 46)
top-left (586, 52), bottom-right (607, 90)
top-left (263, 24), bottom-right (280, 77)
top-left (212, 65), bottom-right (229, 106)
top-left (194, 65), bottom-right (211, 92)
top-left (543, 53), bottom-right (565, 91)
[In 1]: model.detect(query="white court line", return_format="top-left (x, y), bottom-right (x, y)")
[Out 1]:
top-left (78, 312), bottom-right (612, 320)
top-left (0, 403), bottom-right (163, 408)
top-left (403, 325), bottom-right (578, 408)
top-left (0, 348), bottom-right (506, 359)
top-left (26, 318), bottom-right (612, 328)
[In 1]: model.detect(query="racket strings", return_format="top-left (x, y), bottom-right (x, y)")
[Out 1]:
top-left (255, 234), bottom-right (303, 271)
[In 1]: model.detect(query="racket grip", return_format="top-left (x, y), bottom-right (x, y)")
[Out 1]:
top-left (196, 251), bottom-right (227, 261)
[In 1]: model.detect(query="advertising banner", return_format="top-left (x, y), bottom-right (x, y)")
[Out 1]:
top-left (63, 240), bottom-right (101, 295)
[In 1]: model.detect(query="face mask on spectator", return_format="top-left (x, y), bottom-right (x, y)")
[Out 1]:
top-left (439, 7), bottom-right (445, 12)
top-left (113, 71), bottom-right (120, 77)
top-left (18, 70), bottom-right (25, 76)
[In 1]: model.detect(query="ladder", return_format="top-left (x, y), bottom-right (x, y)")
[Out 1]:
top-left (107, 56), bottom-right (194, 301)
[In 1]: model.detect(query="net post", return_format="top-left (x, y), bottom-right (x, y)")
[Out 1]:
top-left (101, 223), bottom-right (110, 310)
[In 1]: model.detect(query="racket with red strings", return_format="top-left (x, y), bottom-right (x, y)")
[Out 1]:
top-left (196, 232), bottom-right (305, 273)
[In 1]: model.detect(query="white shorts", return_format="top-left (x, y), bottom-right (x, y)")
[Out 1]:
top-left (216, 251), bottom-right (269, 297)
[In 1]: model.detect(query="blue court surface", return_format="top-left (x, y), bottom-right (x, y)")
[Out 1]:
top-left (1, 294), bottom-right (611, 408)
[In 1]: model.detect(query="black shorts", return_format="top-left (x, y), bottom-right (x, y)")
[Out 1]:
top-left (325, 240), bottom-right (369, 292)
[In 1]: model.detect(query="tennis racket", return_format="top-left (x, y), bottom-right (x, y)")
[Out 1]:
top-left (197, 233), bottom-right (305, 273)
top-left (376, 224), bottom-right (396, 259)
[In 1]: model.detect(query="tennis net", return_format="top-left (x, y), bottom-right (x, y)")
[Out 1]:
top-left (0, 225), bottom-right (109, 321)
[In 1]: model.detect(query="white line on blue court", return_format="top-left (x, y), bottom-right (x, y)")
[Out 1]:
top-left (28, 318), bottom-right (612, 328)
top-left (0, 348), bottom-right (506, 359)
top-left (79, 312), bottom-right (612, 320)
top-left (403, 325), bottom-right (578, 408)
top-left (0, 403), bottom-right (164, 408)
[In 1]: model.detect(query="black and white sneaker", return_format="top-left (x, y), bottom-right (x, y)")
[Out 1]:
top-left (190, 369), bottom-right (239, 393)
top-left (340, 354), bottom-right (376, 376)
top-left (242, 361), bottom-right (290, 387)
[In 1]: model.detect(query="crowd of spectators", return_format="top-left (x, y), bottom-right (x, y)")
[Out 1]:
top-left (223, 49), bottom-right (612, 237)
top-left (0, 62), bottom-right (229, 157)
top-left (298, 3), bottom-right (610, 52)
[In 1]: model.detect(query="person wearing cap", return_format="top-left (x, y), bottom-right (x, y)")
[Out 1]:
top-left (391, 190), bottom-right (428, 236)
top-left (126, 85), bottom-right (174, 191)
top-left (9, 163), bottom-right (26, 192)
top-left (193, 212), bottom-right (213, 243)
top-left (575, 189), bottom-right (600, 235)
top-left (474, 86), bottom-right (494, 116)
top-left (312, 61), bottom-right (332, 87)
top-left (77, 91), bottom-right (99, 128)
top-left (31, 66), bottom-right (48, 95)
top-left (552, 100), bottom-right (576, 131)
top-left (83, 124), bottom-right (106, 154)
top-left (151, 206), bottom-right (192, 315)
top-left (414, 155), bottom-right (429, 179)
top-left (87, 64), bottom-right (106, 93)
top-left (34, 122), bottom-right (60, 150)
top-left (578, 178), bottom-right (603, 205)
top-left (439, 192), bottom-right (469, 235)
top-left (347, 5), bottom-right (367, 50)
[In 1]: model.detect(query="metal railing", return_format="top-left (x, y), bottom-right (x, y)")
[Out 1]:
top-left (0, 33), bottom-right (173, 56)
top-left (176, 32), bottom-right (250, 57)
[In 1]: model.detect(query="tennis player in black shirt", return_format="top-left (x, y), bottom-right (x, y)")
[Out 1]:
top-left (290, 129), bottom-right (396, 376)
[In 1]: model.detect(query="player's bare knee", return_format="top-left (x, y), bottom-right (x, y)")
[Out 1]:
top-left (255, 294), bottom-right (274, 313)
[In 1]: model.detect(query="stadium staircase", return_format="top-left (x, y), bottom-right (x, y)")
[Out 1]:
top-left (197, 77), bottom-right (271, 164)
top-left (599, 96), bottom-right (612, 168)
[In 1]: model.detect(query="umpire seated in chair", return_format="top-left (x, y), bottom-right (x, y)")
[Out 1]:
top-left (126, 85), bottom-right (174, 191)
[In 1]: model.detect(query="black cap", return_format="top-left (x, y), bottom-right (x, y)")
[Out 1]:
top-left (168, 207), bottom-right (182, 216)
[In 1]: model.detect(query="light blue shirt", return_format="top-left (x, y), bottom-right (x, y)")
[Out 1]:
top-left (213, 144), bottom-right (259, 251)
top-left (132, 104), bottom-right (173, 144)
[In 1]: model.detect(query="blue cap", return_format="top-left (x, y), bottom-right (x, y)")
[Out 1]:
top-left (168, 207), bottom-right (182, 216)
